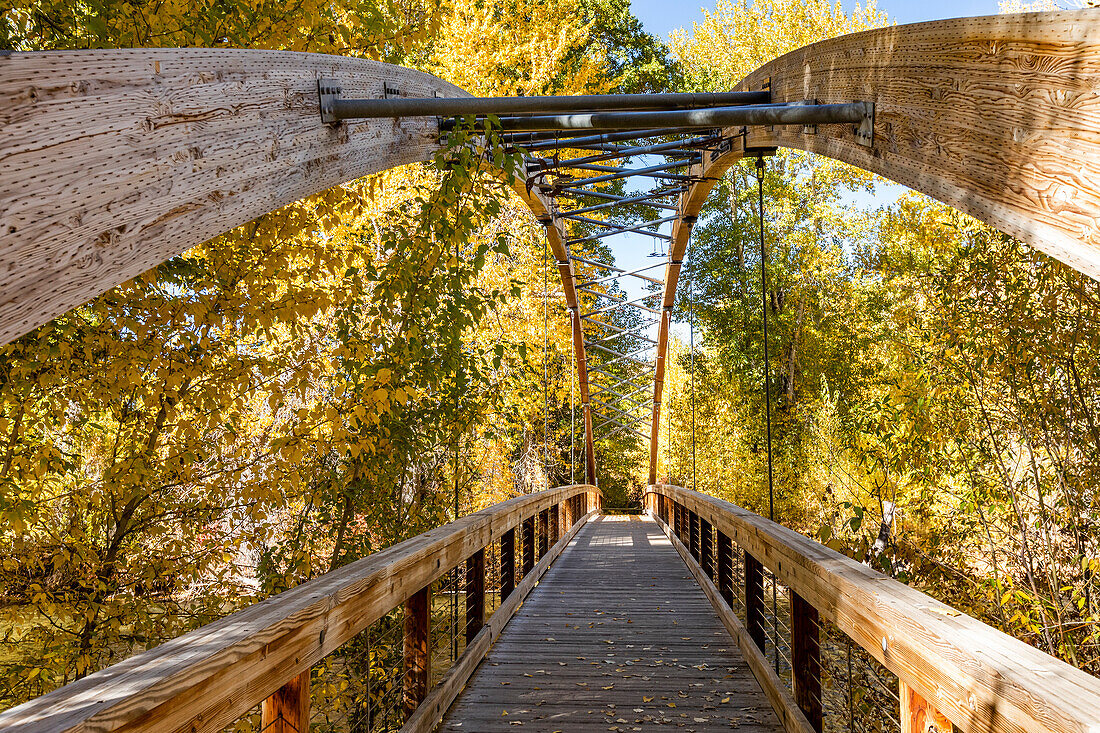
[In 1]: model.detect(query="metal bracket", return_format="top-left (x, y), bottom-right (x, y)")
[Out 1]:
top-left (709, 136), bottom-right (734, 162)
top-left (318, 78), bottom-right (342, 126)
top-left (855, 101), bottom-right (875, 148)
top-left (798, 98), bottom-right (819, 135)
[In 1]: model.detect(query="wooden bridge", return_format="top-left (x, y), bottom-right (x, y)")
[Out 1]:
top-left (2, 8), bottom-right (1100, 733)
top-left (2, 485), bottom-right (1099, 733)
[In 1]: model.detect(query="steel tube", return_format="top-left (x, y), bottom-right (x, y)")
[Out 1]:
top-left (563, 187), bottom-right (682, 201)
top-left (591, 384), bottom-right (651, 403)
top-left (469, 102), bottom-right (870, 132)
top-left (569, 217), bottom-right (676, 244)
top-left (592, 388), bottom-right (651, 409)
top-left (592, 399), bottom-right (649, 421)
top-left (587, 372), bottom-right (645, 395)
top-left (558, 160), bottom-right (695, 187)
top-left (506, 128), bottom-right (696, 150)
top-left (582, 297), bottom-right (662, 319)
top-left (334, 91), bottom-right (770, 120)
top-left (533, 136), bottom-right (715, 170)
top-left (566, 213), bottom-right (673, 231)
top-left (578, 262), bottom-right (664, 288)
top-left (570, 254), bottom-right (624, 270)
top-left (563, 194), bottom-right (679, 217)
top-left (601, 423), bottom-right (649, 439)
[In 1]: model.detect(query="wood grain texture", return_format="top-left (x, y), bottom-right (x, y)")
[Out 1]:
top-left (738, 10), bottom-right (1100, 280)
top-left (438, 516), bottom-right (784, 732)
top-left (650, 9), bottom-right (1100, 482)
top-left (0, 49), bottom-right (455, 344)
top-left (260, 670), bottom-right (310, 733)
top-left (647, 484), bottom-right (1100, 733)
top-left (0, 48), bottom-right (598, 488)
top-left (902, 682), bottom-right (954, 733)
top-left (404, 586), bottom-right (431, 717)
top-left (0, 484), bottom-right (596, 733)
top-left (651, 511), bottom-right (815, 733)
top-left (399, 509), bottom-right (597, 733)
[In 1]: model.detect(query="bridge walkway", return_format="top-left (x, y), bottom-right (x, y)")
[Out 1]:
top-left (439, 514), bottom-right (782, 732)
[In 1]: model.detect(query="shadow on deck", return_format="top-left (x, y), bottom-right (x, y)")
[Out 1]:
top-left (440, 516), bottom-right (781, 732)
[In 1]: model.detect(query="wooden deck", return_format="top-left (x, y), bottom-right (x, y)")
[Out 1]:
top-left (440, 515), bottom-right (782, 732)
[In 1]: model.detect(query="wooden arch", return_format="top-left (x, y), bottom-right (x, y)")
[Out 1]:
top-left (647, 9), bottom-right (1100, 483)
top-left (0, 48), bottom-right (597, 483)
top-left (2, 10), bottom-right (1099, 489)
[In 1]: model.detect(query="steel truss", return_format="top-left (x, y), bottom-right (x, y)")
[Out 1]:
top-left (315, 88), bottom-right (874, 455)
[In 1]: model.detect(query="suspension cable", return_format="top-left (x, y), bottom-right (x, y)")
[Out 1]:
top-left (454, 236), bottom-right (460, 522)
top-left (543, 240), bottom-right (550, 490)
top-left (571, 328), bottom-right (575, 485)
top-left (689, 235), bottom-right (697, 493)
top-left (756, 155), bottom-right (775, 523)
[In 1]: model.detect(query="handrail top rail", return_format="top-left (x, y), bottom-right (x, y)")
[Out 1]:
top-left (646, 484), bottom-right (1100, 733)
top-left (0, 485), bottom-right (598, 733)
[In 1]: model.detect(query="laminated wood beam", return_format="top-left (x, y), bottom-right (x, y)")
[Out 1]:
top-left (0, 48), bottom-right (598, 493)
top-left (648, 9), bottom-right (1100, 483)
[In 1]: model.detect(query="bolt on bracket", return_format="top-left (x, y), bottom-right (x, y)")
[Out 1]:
top-left (854, 101), bottom-right (875, 147)
top-left (319, 78), bottom-right (342, 126)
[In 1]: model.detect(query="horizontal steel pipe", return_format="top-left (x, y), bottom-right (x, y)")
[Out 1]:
top-left (460, 102), bottom-right (870, 132)
top-left (563, 194), bottom-right (679, 217)
top-left (505, 128), bottom-right (697, 149)
top-left (560, 187), bottom-right (683, 203)
top-left (532, 135), bottom-right (716, 169)
top-left (333, 92), bottom-right (771, 120)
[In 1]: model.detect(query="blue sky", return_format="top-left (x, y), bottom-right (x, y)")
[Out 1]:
top-left (630, 0), bottom-right (1003, 40)
top-left (587, 0), bottom-right (1008, 350)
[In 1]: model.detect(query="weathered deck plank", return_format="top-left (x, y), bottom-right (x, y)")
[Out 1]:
top-left (439, 515), bottom-right (782, 732)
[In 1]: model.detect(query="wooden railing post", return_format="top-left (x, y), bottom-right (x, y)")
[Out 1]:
top-left (522, 515), bottom-right (535, 575)
top-left (717, 531), bottom-right (734, 608)
top-left (466, 548), bottom-right (485, 644)
top-left (403, 585), bottom-right (430, 718)
top-left (500, 528), bottom-right (515, 601)
top-left (550, 503), bottom-right (560, 545)
top-left (689, 510), bottom-right (700, 562)
top-left (791, 591), bottom-right (823, 733)
top-left (700, 517), bottom-right (714, 580)
top-left (745, 551), bottom-right (766, 651)
top-left (538, 508), bottom-right (549, 558)
top-left (261, 670), bottom-right (310, 733)
top-left (901, 683), bottom-right (953, 733)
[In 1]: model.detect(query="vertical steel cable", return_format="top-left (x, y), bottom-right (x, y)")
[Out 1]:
top-left (543, 241), bottom-right (550, 490)
top-left (756, 156), bottom-right (775, 522)
top-left (570, 332), bottom-right (575, 485)
top-left (455, 236), bottom-right (460, 522)
top-left (689, 237), bottom-right (697, 493)
top-left (756, 156), bottom-right (780, 675)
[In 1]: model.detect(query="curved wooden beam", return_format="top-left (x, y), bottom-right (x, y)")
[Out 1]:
top-left (0, 48), bottom-right (596, 482)
top-left (513, 186), bottom-right (598, 484)
top-left (648, 9), bottom-right (1100, 482)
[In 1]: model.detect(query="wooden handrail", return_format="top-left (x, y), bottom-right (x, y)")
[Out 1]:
top-left (0, 485), bottom-right (599, 733)
top-left (645, 484), bottom-right (1100, 733)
